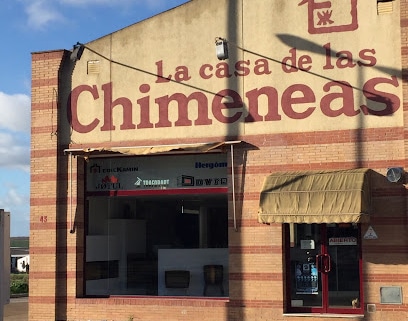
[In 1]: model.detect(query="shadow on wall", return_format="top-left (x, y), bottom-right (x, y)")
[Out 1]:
top-left (363, 170), bottom-right (408, 266)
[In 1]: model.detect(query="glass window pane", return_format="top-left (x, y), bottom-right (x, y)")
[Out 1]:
top-left (85, 195), bottom-right (229, 297)
top-left (327, 224), bottom-right (360, 308)
top-left (289, 224), bottom-right (323, 308)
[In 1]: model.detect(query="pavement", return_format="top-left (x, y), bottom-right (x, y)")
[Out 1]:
top-left (4, 297), bottom-right (28, 321)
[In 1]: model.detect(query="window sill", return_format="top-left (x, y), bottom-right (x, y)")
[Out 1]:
top-left (80, 295), bottom-right (230, 301)
top-left (283, 313), bottom-right (364, 318)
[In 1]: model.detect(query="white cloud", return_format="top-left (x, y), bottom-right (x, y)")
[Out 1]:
top-left (0, 133), bottom-right (29, 172)
top-left (25, 0), bottom-right (65, 30)
top-left (0, 92), bottom-right (30, 134)
top-left (4, 188), bottom-right (25, 207)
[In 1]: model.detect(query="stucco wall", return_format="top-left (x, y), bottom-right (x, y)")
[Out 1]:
top-left (65, 0), bottom-right (403, 145)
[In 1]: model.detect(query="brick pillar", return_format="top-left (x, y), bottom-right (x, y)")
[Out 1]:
top-left (30, 50), bottom-right (66, 321)
top-left (402, 0), bottom-right (408, 155)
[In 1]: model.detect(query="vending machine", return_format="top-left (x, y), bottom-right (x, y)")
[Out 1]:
top-left (295, 262), bottom-right (318, 294)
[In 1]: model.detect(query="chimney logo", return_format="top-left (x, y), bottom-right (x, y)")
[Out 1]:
top-left (90, 164), bottom-right (101, 174)
top-left (299, 0), bottom-right (358, 34)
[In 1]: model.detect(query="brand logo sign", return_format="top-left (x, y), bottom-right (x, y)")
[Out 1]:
top-left (299, 0), bottom-right (358, 34)
top-left (134, 177), bottom-right (170, 188)
top-left (86, 154), bottom-right (228, 192)
top-left (95, 175), bottom-right (121, 190)
top-left (177, 175), bottom-right (227, 187)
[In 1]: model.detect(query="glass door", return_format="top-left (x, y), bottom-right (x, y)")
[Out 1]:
top-left (326, 223), bottom-right (361, 311)
top-left (286, 223), bottom-right (363, 314)
top-left (288, 224), bottom-right (323, 310)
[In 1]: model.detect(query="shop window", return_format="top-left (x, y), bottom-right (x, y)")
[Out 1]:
top-left (85, 261), bottom-right (119, 280)
top-left (85, 195), bottom-right (229, 297)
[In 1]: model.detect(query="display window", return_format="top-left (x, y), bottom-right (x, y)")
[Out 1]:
top-left (285, 223), bottom-right (363, 314)
top-left (84, 154), bottom-right (229, 297)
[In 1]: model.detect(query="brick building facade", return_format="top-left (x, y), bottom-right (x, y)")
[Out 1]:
top-left (30, 0), bottom-right (408, 320)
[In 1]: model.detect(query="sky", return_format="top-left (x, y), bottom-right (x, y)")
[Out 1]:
top-left (0, 0), bottom-right (189, 236)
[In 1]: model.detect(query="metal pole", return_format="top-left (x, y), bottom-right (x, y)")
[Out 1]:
top-left (230, 145), bottom-right (237, 232)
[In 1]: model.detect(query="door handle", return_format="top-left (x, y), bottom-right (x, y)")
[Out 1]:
top-left (316, 254), bottom-right (331, 273)
top-left (315, 254), bottom-right (321, 272)
top-left (322, 253), bottom-right (331, 273)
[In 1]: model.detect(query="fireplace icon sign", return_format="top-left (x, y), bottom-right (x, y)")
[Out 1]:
top-left (299, 0), bottom-right (358, 34)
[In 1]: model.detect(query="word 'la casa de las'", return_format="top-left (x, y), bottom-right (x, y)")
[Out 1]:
top-left (30, 0), bottom-right (408, 320)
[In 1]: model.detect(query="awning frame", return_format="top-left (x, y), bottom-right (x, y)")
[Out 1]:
top-left (63, 141), bottom-right (241, 157)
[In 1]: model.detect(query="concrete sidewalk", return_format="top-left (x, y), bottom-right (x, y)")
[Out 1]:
top-left (4, 297), bottom-right (28, 321)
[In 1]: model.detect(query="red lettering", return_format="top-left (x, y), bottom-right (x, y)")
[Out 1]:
top-left (282, 48), bottom-right (298, 73)
top-left (155, 92), bottom-right (212, 127)
top-left (174, 65), bottom-right (191, 82)
top-left (215, 62), bottom-right (232, 78)
top-left (323, 43), bottom-right (335, 70)
top-left (361, 76), bottom-right (400, 116)
top-left (155, 60), bottom-right (171, 83)
top-left (67, 74), bottom-right (400, 134)
top-left (199, 64), bottom-right (213, 79)
top-left (282, 48), bottom-right (312, 73)
top-left (254, 59), bottom-right (272, 76)
top-left (245, 87), bottom-right (281, 122)
top-left (298, 55), bottom-right (312, 71)
top-left (358, 49), bottom-right (377, 67)
top-left (281, 84), bottom-right (316, 119)
top-left (68, 84), bottom-right (100, 133)
top-left (101, 82), bottom-right (135, 131)
top-left (200, 59), bottom-right (272, 79)
top-left (234, 60), bottom-right (250, 77)
top-left (336, 50), bottom-right (356, 69)
top-left (136, 84), bottom-right (154, 129)
top-left (324, 44), bottom-right (377, 69)
top-left (321, 81), bottom-right (358, 117)
top-left (212, 89), bottom-right (243, 123)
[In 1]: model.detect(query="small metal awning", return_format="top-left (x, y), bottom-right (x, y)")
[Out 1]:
top-left (64, 141), bottom-right (241, 158)
top-left (258, 168), bottom-right (372, 224)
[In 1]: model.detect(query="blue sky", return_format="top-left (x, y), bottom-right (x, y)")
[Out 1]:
top-left (0, 0), bottom-right (189, 236)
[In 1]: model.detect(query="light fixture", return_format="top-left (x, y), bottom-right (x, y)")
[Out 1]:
top-left (386, 167), bottom-right (404, 183)
top-left (70, 42), bottom-right (85, 62)
top-left (215, 37), bottom-right (228, 60)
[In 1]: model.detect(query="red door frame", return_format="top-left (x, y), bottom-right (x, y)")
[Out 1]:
top-left (284, 224), bottom-right (364, 315)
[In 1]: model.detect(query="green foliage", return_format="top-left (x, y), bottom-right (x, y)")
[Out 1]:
top-left (10, 237), bottom-right (29, 248)
top-left (10, 273), bottom-right (28, 295)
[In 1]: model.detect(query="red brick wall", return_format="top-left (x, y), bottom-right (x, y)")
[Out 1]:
top-left (30, 50), bottom-right (66, 321)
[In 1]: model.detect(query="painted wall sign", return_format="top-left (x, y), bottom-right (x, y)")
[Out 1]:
top-left (86, 153), bottom-right (228, 192)
top-left (68, 59), bottom-right (400, 134)
top-left (67, 0), bottom-right (402, 143)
